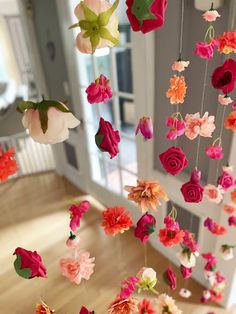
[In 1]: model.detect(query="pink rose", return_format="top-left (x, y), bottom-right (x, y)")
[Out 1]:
top-left (164, 267), bottom-right (177, 290)
top-left (69, 201), bottom-right (90, 232)
top-left (195, 40), bottom-right (218, 60)
top-left (13, 247), bottom-right (47, 279)
top-left (217, 171), bottom-right (235, 191)
top-left (134, 213), bottom-right (156, 244)
top-left (181, 265), bottom-right (193, 279)
top-left (159, 146), bottom-right (188, 176)
top-left (205, 145), bottom-right (224, 160)
top-left (181, 169), bottom-right (204, 203)
top-left (86, 74), bottom-right (112, 104)
top-left (135, 116), bottom-right (153, 140)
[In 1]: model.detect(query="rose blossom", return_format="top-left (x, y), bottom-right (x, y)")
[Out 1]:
top-left (86, 74), bottom-right (112, 104)
top-left (135, 116), bottom-right (153, 140)
top-left (185, 112), bottom-right (216, 140)
top-left (181, 169), bottom-right (204, 203)
top-left (134, 212), bottom-right (156, 244)
top-left (204, 184), bottom-right (224, 204)
top-left (159, 146), bottom-right (188, 176)
top-left (166, 116), bottom-right (186, 140)
top-left (211, 58), bottom-right (236, 94)
top-left (172, 61), bottom-right (190, 72)
top-left (195, 40), bottom-right (218, 59)
top-left (205, 145), bottom-right (224, 160)
top-left (164, 268), bottom-right (177, 290)
top-left (218, 94), bottom-right (233, 106)
top-left (202, 10), bottom-right (220, 22)
top-left (217, 170), bottom-right (235, 190)
top-left (181, 265), bottom-right (193, 279)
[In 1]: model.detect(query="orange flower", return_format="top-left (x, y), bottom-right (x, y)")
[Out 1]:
top-left (225, 111), bottom-right (236, 132)
top-left (224, 204), bottom-right (236, 215)
top-left (101, 206), bottom-right (133, 236)
top-left (231, 189), bottom-right (236, 204)
top-left (159, 228), bottom-right (185, 247)
top-left (108, 298), bottom-right (139, 314)
top-left (124, 180), bottom-right (168, 213)
top-left (35, 302), bottom-right (54, 314)
top-left (166, 75), bottom-right (187, 104)
top-left (217, 32), bottom-right (236, 54)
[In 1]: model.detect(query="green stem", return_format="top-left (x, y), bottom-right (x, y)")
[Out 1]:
top-left (212, 137), bottom-right (222, 146)
top-left (150, 287), bottom-right (159, 296)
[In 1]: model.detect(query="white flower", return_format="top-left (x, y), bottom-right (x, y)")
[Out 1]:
top-left (204, 184), bottom-right (224, 204)
top-left (177, 250), bottom-right (196, 268)
top-left (220, 246), bottom-right (234, 261)
top-left (155, 294), bottom-right (182, 314)
top-left (139, 267), bottom-right (157, 282)
top-left (172, 61), bottom-right (190, 72)
top-left (179, 288), bottom-right (192, 299)
top-left (218, 94), bottom-right (233, 106)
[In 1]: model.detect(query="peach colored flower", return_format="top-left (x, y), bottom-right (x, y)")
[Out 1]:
top-left (218, 94), bottom-right (233, 105)
top-left (108, 298), bottom-right (139, 314)
top-left (185, 112), bottom-right (216, 140)
top-left (224, 204), bottom-right (236, 215)
top-left (231, 189), bottom-right (236, 204)
top-left (217, 31), bottom-right (236, 54)
top-left (155, 294), bottom-right (182, 314)
top-left (35, 301), bottom-right (54, 314)
top-left (171, 61), bottom-right (190, 72)
top-left (202, 10), bottom-right (220, 22)
top-left (204, 184), bottom-right (224, 204)
top-left (225, 111), bottom-right (236, 132)
top-left (166, 75), bottom-right (187, 104)
top-left (124, 179), bottom-right (168, 213)
top-left (60, 252), bottom-right (95, 284)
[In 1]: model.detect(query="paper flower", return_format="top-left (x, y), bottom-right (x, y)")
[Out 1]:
top-left (60, 251), bottom-right (95, 284)
top-left (204, 184), bottom-right (224, 204)
top-left (71, 0), bottom-right (119, 54)
top-left (66, 233), bottom-right (81, 249)
top-left (155, 294), bottom-right (182, 314)
top-left (205, 144), bottom-right (224, 160)
top-left (134, 212), bottom-right (156, 244)
top-left (79, 306), bottom-right (94, 314)
top-left (211, 58), bottom-right (236, 94)
top-left (159, 216), bottom-right (185, 247)
top-left (86, 74), bottom-right (112, 104)
top-left (183, 230), bottom-right (199, 253)
top-left (138, 299), bottom-right (155, 314)
top-left (135, 116), bottom-right (153, 140)
top-left (224, 203), bottom-right (236, 215)
top-left (69, 201), bottom-right (90, 232)
top-left (119, 276), bottom-right (139, 299)
top-left (124, 179), bottom-right (168, 212)
top-left (181, 265), bottom-right (192, 279)
top-left (185, 112), bottom-right (216, 140)
top-left (218, 94), bottom-right (233, 106)
top-left (136, 267), bottom-right (158, 294)
top-left (225, 111), bottom-right (236, 132)
top-left (17, 99), bottom-right (80, 144)
top-left (108, 297), bottom-right (139, 314)
top-left (217, 31), bottom-right (236, 54)
top-left (217, 169), bottom-right (235, 190)
top-left (231, 189), bottom-right (236, 203)
top-left (35, 301), bottom-right (54, 314)
top-left (179, 288), bottom-right (192, 299)
top-left (204, 217), bottom-right (227, 236)
top-left (201, 290), bottom-right (212, 304)
top-left (166, 75), bottom-right (187, 105)
top-left (181, 169), bottom-right (204, 203)
top-left (220, 245), bottom-right (234, 261)
top-left (13, 247), bottom-right (47, 279)
top-left (233, 103), bottom-right (236, 110)
top-left (166, 115), bottom-right (186, 140)
top-left (171, 61), bottom-right (190, 72)
top-left (163, 268), bottom-right (177, 290)
top-left (194, 40), bottom-right (217, 60)
top-left (101, 206), bottom-right (133, 236)
top-left (202, 252), bottom-right (217, 270)
top-left (0, 147), bottom-right (18, 182)
top-left (177, 251), bottom-right (196, 268)
top-left (159, 146), bottom-right (188, 176)
top-left (126, 0), bottom-right (167, 34)
top-left (210, 290), bottom-right (224, 303)
top-left (95, 117), bottom-right (120, 159)
top-left (228, 215), bottom-right (236, 227)
top-left (202, 10), bottom-right (220, 22)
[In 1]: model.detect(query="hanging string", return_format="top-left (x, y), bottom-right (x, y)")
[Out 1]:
top-left (144, 244), bottom-right (147, 267)
top-left (178, 0), bottom-right (185, 60)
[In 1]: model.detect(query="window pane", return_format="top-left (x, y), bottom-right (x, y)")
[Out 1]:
top-left (116, 1), bottom-right (131, 44)
top-left (122, 170), bottom-right (138, 197)
top-left (106, 161), bottom-right (121, 194)
top-left (115, 48), bottom-right (133, 93)
top-left (100, 99), bottom-right (115, 124)
top-left (120, 138), bottom-right (137, 173)
top-left (94, 50), bottom-right (111, 78)
top-left (91, 154), bottom-right (106, 186)
top-left (119, 97), bottom-right (135, 136)
top-left (64, 142), bottom-right (79, 170)
top-left (81, 88), bottom-right (98, 124)
top-left (76, 53), bottom-right (94, 86)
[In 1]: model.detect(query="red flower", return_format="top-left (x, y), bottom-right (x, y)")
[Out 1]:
top-left (126, 0), bottom-right (167, 34)
top-left (163, 267), bottom-right (177, 290)
top-left (159, 146), bottom-right (188, 176)
top-left (228, 215), bottom-right (236, 227)
top-left (217, 171), bottom-right (235, 190)
top-left (79, 306), bottom-right (94, 314)
top-left (69, 201), bottom-right (90, 232)
top-left (217, 31), bottom-right (236, 54)
top-left (181, 265), bottom-right (192, 279)
top-left (211, 58), bottom-right (236, 94)
top-left (13, 247), bottom-right (47, 279)
top-left (86, 74), bottom-right (112, 104)
top-left (0, 147), bottom-right (18, 182)
top-left (159, 216), bottom-right (184, 247)
top-left (101, 206), bottom-right (133, 236)
top-left (134, 213), bottom-right (156, 244)
top-left (181, 169), bottom-right (204, 203)
top-left (195, 40), bottom-right (218, 59)
top-left (138, 299), bottom-right (155, 314)
top-left (225, 111), bottom-right (236, 132)
top-left (210, 290), bottom-right (224, 303)
top-left (95, 118), bottom-right (120, 159)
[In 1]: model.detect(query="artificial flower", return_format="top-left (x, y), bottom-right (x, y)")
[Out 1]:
top-left (201, 290), bottom-right (212, 304)
top-left (194, 40), bottom-right (217, 60)
top-left (210, 290), bottom-right (224, 303)
top-left (202, 252), bottom-right (217, 269)
top-left (136, 267), bottom-right (158, 294)
top-left (224, 204), bottom-right (236, 215)
top-left (217, 31), bottom-right (236, 54)
top-left (159, 216), bottom-right (185, 247)
top-left (120, 276), bottom-right (139, 300)
top-left (166, 75), bottom-right (187, 105)
top-left (18, 99), bottom-right (80, 144)
top-left (180, 265), bottom-right (192, 279)
top-left (0, 147), bottom-right (18, 182)
top-left (108, 297), bottom-right (139, 314)
top-left (179, 288), bottom-right (192, 299)
top-left (60, 251), bottom-right (95, 284)
top-left (202, 10), bottom-right (220, 22)
top-left (95, 117), bottom-right (120, 159)
top-left (124, 179), bottom-right (168, 212)
top-left (182, 230), bottom-right (199, 253)
top-left (204, 184), bottom-right (224, 204)
top-left (138, 299), bottom-right (155, 314)
top-left (69, 201), bottom-right (90, 232)
top-left (225, 111), bottom-right (236, 131)
top-left (71, 0), bottom-right (119, 54)
top-left (205, 144), bottom-right (224, 160)
top-left (233, 103), bottom-right (236, 110)
top-left (159, 146), bottom-right (188, 176)
top-left (218, 94), bottom-right (233, 106)
top-left (166, 115), bottom-right (186, 140)
top-left (86, 74), bottom-right (112, 104)
top-left (177, 250), bottom-right (196, 268)
top-left (79, 306), bottom-right (94, 314)
top-left (13, 247), bottom-right (47, 279)
top-left (35, 301), bottom-right (54, 314)
top-left (163, 267), bottom-right (177, 290)
top-left (134, 212), bottom-right (156, 244)
top-left (66, 233), bottom-right (81, 249)
top-left (228, 215), bottom-right (236, 226)
top-left (126, 0), bottom-right (168, 34)
top-left (180, 169), bottom-right (204, 203)
top-left (101, 206), bottom-right (133, 236)
top-left (217, 169), bottom-right (235, 190)
top-left (135, 116), bottom-right (153, 140)
top-left (185, 112), bottom-right (216, 140)
top-left (211, 58), bottom-right (236, 94)
top-left (172, 60), bottom-right (190, 72)
top-left (155, 294), bottom-right (182, 314)
top-left (231, 189), bottom-right (236, 203)
top-left (204, 217), bottom-right (227, 236)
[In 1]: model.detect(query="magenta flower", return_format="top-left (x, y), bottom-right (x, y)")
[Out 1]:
top-left (181, 169), bottom-right (204, 203)
top-left (228, 216), bottom-right (236, 227)
top-left (183, 230), bottom-right (199, 253)
top-left (205, 145), bottom-right (224, 160)
top-left (86, 74), bottom-right (112, 104)
top-left (181, 265), bottom-right (192, 279)
top-left (194, 40), bottom-right (218, 59)
top-left (134, 213), bottom-right (156, 244)
top-left (232, 103), bottom-right (236, 110)
top-left (204, 217), bottom-right (227, 235)
top-left (166, 116), bottom-right (186, 140)
top-left (159, 146), bottom-right (188, 176)
top-left (135, 116), bottom-right (153, 140)
top-left (119, 276), bottom-right (139, 299)
top-left (217, 171), bottom-right (235, 191)
top-left (79, 306), bottom-right (94, 314)
top-left (163, 267), bottom-right (177, 290)
top-left (69, 200), bottom-right (90, 232)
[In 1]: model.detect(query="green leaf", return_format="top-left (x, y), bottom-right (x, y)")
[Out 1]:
top-left (14, 255), bottom-right (32, 279)
top-left (95, 134), bottom-right (105, 150)
top-left (79, 20), bottom-right (92, 30)
top-left (99, 27), bottom-right (119, 45)
top-left (98, 0), bottom-right (119, 26)
top-left (131, 0), bottom-right (155, 23)
top-left (81, 2), bottom-right (98, 22)
top-left (38, 108), bottom-right (49, 134)
top-left (90, 34), bottom-right (100, 53)
top-left (68, 22), bottom-right (79, 30)
top-left (17, 101), bottom-right (36, 113)
top-left (83, 31), bottom-right (92, 38)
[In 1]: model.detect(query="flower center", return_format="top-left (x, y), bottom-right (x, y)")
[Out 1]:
top-left (219, 71), bottom-right (232, 86)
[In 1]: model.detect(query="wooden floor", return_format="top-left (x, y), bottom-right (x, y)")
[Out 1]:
top-left (0, 172), bottom-right (232, 314)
